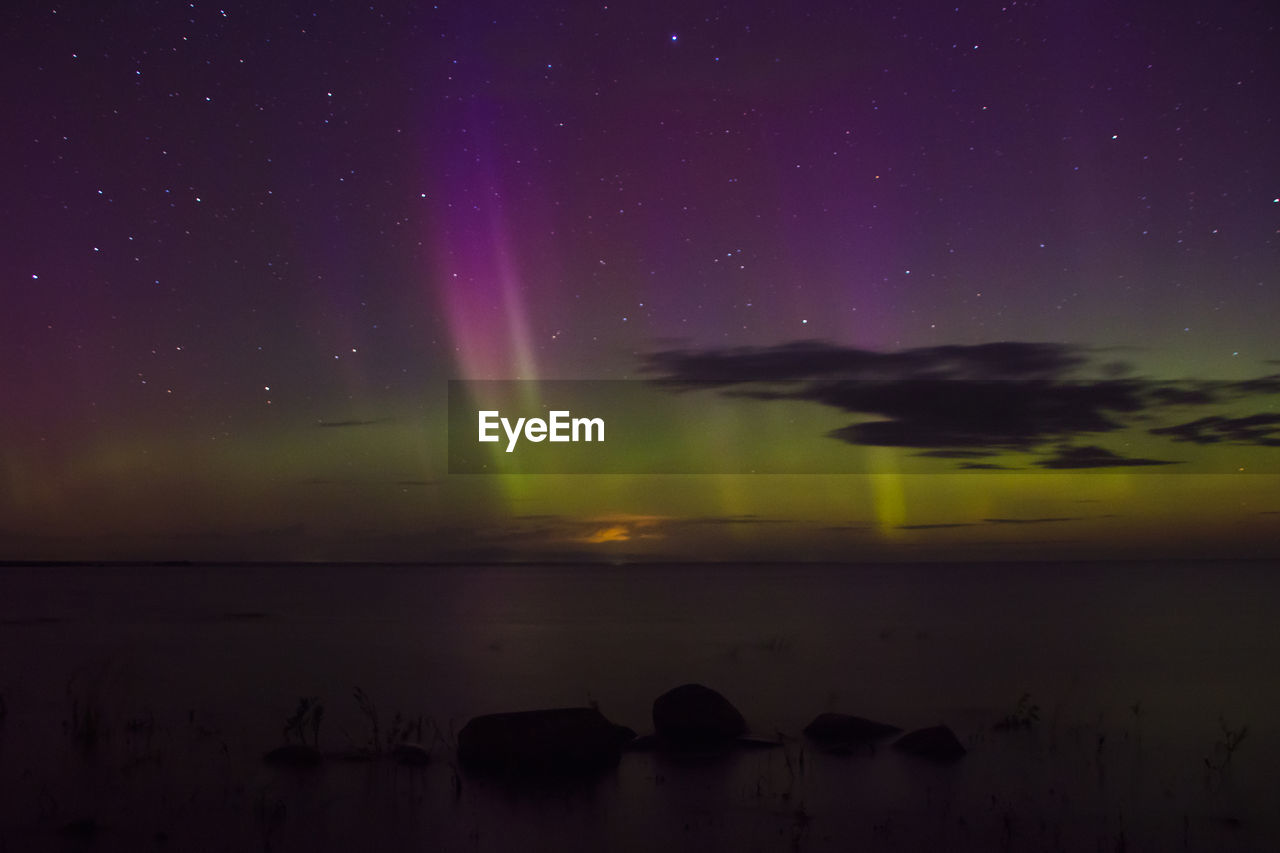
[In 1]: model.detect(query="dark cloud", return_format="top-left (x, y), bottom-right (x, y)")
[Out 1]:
top-left (914, 449), bottom-right (996, 459)
top-left (1226, 375), bottom-right (1280, 395)
top-left (816, 378), bottom-right (1143, 450)
top-left (958, 462), bottom-right (1019, 470)
top-left (1146, 385), bottom-right (1221, 406)
top-left (1033, 445), bottom-right (1181, 469)
top-left (643, 340), bottom-right (1278, 465)
top-left (644, 340), bottom-right (1089, 386)
top-left (982, 517), bottom-right (1083, 525)
top-left (1149, 413), bottom-right (1280, 446)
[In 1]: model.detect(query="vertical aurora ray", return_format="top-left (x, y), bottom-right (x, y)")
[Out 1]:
top-left (425, 103), bottom-right (540, 384)
top-left (867, 451), bottom-right (908, 536)
top-left (418, 98), bottom-right (548, 510)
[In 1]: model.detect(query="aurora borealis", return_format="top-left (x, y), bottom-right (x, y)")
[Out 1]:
top-left (3, 1), bottom-right (1278, 562)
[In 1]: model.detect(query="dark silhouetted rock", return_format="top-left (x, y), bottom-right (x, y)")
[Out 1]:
top-left (803, 713), bottom-right (901, 747)
top-left (263, 743), bottom-right (322, 767)
top-left (458, 707), bottom-right (635, 772)
top-left (652, 684), bottom-right (746, 746)
top-left (893, 725), bottom-right (966, 762)
top-left (391, 742), bottom-right (432, 766)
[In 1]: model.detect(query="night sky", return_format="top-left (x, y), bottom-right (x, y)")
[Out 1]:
top-left (3, 1), bottom-right (1278, 562)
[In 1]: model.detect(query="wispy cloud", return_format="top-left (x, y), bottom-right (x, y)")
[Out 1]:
top-left (914, 449), bottom-right (997, 459)
top-left (1032, 445), bottom-right (1180, 469)
top-left (645, 340), bottom-right (1089, 384)
top-left (1149, 413), bottom-right (1280, 446)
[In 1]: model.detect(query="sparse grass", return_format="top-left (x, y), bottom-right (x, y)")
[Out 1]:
top-left (3, 668), bottom-right (1270, 851)
top-left (65, 669), bottom-right (111, 752)
top-left (993, 693), bottom-right (1041, 731)
top-left (352, 686), bottom-right (381, 754)
top-left (347, 686), bottom-right (428, 757)
top-left (1204, 716), bottom-right (1249, 788)
top-left (431, 717), bottom-right (464, 799)
top-left (253, 790), bottom-right (287, 853)
top-left (282, 696), bottom-right (324, 748)
top-left (125, 709), bottom-right (156, 747)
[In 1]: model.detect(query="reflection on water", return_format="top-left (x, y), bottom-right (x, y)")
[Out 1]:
top-left (0, 560), bottom-right (1276, 851)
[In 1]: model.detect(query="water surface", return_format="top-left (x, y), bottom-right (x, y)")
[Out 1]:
top-left (0, 560), bottom-right (1274, 850)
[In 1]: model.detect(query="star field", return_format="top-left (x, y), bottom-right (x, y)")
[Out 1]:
top-left (2, 1), bottom-right (1278, 561)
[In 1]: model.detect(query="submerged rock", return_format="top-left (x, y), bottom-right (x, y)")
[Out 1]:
top-left (458, 707), bottom-right (635, 772)
top-left (803, 713), bottom-right (901, 747)
top-left (652, 683), bottom-right (747, 746)
top-left (892, 725), bottom-right (966, 762)
top-left (263, 743), bottom-right (323, 767)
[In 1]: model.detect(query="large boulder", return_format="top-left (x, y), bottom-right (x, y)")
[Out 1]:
top-left (892, 725), bottom-right (966, 762)
top-left (457, 707), bottom-right (635, 772)
top-left (652, 684), bottom-right (746, 746)
top-left (803, 713), bottom-right (900, 748)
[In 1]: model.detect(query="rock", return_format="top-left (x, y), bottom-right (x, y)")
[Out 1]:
top-left (892, 725), bottom-right (966, 762)
top-left (652, 684), bottom-right (746, 746)
top-left (803, 713), bottom-right (901, 747)
top-left (263, 743), bottom-right (322, 767)
top-left (391, 742), bottom-right (432, 766)
top-left (458, 707), bottom-right (635, 771)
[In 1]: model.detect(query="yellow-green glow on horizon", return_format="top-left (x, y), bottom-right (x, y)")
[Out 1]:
top-left (2, 385), bottom-right (1278, 562)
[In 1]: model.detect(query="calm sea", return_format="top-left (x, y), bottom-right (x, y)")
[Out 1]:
top-left (0, 560), bottom-right (1276, 851)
